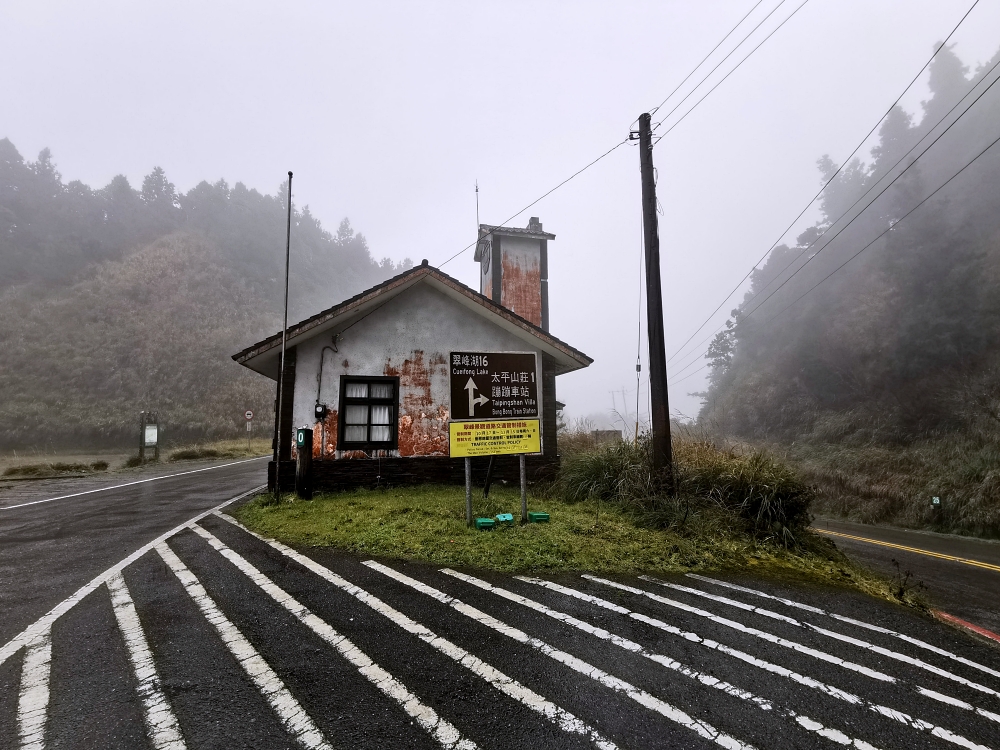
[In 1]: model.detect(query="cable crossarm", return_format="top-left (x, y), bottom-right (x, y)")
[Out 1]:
top-left (438, 137), bottom-right (628, 268)
top-left (650, 0), bottom-right (785, 129)
top-left (664, 0), bottom-right (982, 365)
top-left (648, 0), bottom-right (766, 118)
top-left (652, 0), bottom-right (811, 146)
top-left (739, 63), bottom-right (1000, 321)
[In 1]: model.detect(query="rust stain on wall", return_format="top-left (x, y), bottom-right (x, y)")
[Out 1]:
top-left (312, 409), bottom-right (338, 457)
top-left (386, 350), bottom-right (450, 456)
top-left (501, 254), bottom-right (542, 326)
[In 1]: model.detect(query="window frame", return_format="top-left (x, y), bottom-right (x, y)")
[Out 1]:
top-left (337, 375), bottom-right (400, 451)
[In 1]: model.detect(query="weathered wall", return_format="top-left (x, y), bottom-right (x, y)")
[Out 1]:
top-left (499, 235), bottom-right (542, 327)
top-left (291, 281), bottom-right (548, 458)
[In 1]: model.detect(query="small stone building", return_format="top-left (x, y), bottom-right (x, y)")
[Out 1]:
top-left (232, 217), bottom-right (591, 490)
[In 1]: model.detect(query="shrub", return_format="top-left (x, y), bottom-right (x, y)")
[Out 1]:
top-left (91, 461), bottom-right (109, 471)
top-left (123, 455), bottom-right (143, 468)
top-left (556, 433), bottom-right (813, 543)
top-left (169, 447), bottom-right (221, 461)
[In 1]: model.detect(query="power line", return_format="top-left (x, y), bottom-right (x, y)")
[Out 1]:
top-left (437, 137), bottom-right (628, 268)
top-left (740, 62), bottom-right (1000, 321)
top-left (649, 0), bottom-right (783, 127)
top-left (665, 0), bottom-right (981, 364)
top-left (652, 0), bottom-right (812, 146)
top-left (671, 112), bottom-right (1000, 387)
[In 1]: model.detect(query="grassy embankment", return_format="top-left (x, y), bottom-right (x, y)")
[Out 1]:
top-left (236, 430), bottom-right (919, 606)
top-left (783, 434), bottom-right (1000, 539)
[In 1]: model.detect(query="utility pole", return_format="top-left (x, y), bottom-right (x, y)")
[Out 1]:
top-left (634, 113), bottom-right (673, 479)
top-left (274, 171), bottom-right (293, 502)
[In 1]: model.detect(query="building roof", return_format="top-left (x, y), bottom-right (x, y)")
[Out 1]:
top-left (232, 261), bottom-right (592, 380)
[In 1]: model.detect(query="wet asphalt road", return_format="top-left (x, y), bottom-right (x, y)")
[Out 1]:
top-left (814, 518), bottom-right (1000, 637)
top-left (3, 471), bottom-right (1000, 749)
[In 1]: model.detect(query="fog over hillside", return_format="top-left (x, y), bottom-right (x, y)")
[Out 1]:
top-left (0, 139), bottom-right (410, 448)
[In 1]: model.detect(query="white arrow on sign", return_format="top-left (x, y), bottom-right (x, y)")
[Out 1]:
top-left (465, 377), bottom-right (490, 416)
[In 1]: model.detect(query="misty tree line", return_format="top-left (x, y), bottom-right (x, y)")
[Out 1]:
top-left (700, 45), bottom-right (1000, 444)
top-left (0, 139), bottom-right (410, 449)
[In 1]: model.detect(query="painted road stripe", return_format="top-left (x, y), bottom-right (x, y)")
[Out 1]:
top-left (189, 524), bottom-right (477, 750)
top-left (687, 574), bottom-right (1000, 681)
top-left (0, 485), bottom-right (265, 670)
top-left (814, 529), bottom-right (1000, 574)
top-left (643, 575), bottom-right (1000, 700)
top-left (366, 561), bottom-right (755, 750)
top-left (522, 577), bottom-right (993, 750)
top-left (107, 573), bottom-right (187, 750)
top-left (0, 457), bottom-right (267, 511)
top-left (155, 542), bottom-right (333, 750)
top-left (213, 512), bottom-right (616, 750)
top-left (584, 575), bottom-right (894, 682)
top-left (16, 633), bottom-right (50, 750)
top-left (442, 568), bottom-right (879, 750)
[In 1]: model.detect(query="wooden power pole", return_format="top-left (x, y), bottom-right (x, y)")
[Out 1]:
top-left (635, 113), bottom-right (673, 479)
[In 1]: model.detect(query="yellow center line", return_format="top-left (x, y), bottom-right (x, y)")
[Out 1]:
top-left (813, 529), bottom-right (1000, 574)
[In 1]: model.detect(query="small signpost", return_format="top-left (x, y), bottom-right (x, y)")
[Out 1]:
top-left (139, 411), bottom-right (159, 463)
top-left (449, 352), bottom-right (540, 526)
top-left (245, 410), bottom-right (254, 451)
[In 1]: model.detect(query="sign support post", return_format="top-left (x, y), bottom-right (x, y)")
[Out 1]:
top-left (139, 411), bottom-right (146, 464)
top-left (519, 453), bottom-right (527, 524)
top-left (465, 457), bottom-right (473, 527)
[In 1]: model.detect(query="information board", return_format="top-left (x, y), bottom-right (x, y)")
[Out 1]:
top-left (449, 419), bottom-right (541, 458)
top-left (449, 351), bottom-right (538, 421)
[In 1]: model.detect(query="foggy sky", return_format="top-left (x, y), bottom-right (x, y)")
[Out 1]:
top-left (4, 0), bottom-right (999, 431)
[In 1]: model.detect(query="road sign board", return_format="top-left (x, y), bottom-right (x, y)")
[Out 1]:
top-left (245, 410), bottom-right (254, 421)
top-left (449, 351), bottom-right (538, 421)
top-left (449, 419), bottom-right (541, 457)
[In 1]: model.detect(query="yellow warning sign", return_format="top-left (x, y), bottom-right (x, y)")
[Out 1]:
top-left (449, 419), bottom-right (541, 458)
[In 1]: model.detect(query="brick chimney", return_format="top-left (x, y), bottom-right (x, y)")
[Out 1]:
top-left (474, 217), bottom-right (554, 330)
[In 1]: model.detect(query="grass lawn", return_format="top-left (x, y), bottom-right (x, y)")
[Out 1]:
top-left (234, 483), bottom-right (915, 605)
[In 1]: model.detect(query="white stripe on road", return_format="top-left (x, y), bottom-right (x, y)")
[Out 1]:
top-left (189, 523), bottom-right (478, 750)
top-left (442, 568), bottom-right (879, 750)
top-left (523, 577), bottom-right (992, 750)
top-left (0, 485), bottom-right (265, 669)
top-left (687, 574), bottom-right (1000, 681)
top-left (365, 560), bottom-right (755, 750)
top-left (107, 573), bottom-right (187, 750)
top-left (213, 511), bottom-right (616, 750)
top-left (155, 542), bottom-right (333, 750)
top-left (583, 575), bottom-right (894, 682)
top-left (645, 575), bottom-right (1000, 701)
top-left (17, 634), bottom-right (51, 750)
top-left (1, 457), bottom-right (267, 511)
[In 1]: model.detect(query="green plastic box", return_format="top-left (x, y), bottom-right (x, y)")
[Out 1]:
top-left (475, 517), bottom-right (496, 531)
top-left (527, 512), bottom-right (550, 523)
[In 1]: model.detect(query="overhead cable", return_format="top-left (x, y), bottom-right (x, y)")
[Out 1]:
top-left (665, 0), bottom-right (982, 364)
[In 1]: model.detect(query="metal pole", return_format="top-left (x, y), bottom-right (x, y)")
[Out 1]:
top-left (138, 411), bottom-right (145, 464)
top-left (275, 171), bottom-right (293, 502)
top-left (636, 113), bottom-right (673, 480)
top-left (519, 453), bottom-right (527, 524)
top-left (465, 457), bottom-right (473, 527)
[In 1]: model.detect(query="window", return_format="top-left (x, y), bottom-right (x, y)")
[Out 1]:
top-left (338, 376), bottom-right (399, 450)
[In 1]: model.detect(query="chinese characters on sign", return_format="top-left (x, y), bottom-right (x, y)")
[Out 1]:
top-left (449, 351), bottom-right (538, 421)
top-left (449, 420), bottom-right (541, 458)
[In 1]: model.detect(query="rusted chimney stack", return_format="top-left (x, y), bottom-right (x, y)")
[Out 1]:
top-left (475, 217), bottom-right (554, 330)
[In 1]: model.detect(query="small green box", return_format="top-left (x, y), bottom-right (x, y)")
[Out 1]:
top-left (495, 513), bottom-right (514, 527)
top-left (527, 512), bottom-right (550, 523)
top-left (475, 517), bottom-right (496, 531)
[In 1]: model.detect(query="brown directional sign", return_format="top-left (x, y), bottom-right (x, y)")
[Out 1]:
top-left (449, 351), bottom-right (538, 421)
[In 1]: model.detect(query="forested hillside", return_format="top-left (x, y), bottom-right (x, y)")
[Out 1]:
top-left (0, 139), bottom-right (409, 449)
top-left (698, 47), bottom-right (1000, 535)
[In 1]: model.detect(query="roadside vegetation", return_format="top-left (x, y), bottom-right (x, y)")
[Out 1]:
top-left (2, 461), bottom-right (109, 479)
top-left (236, 427), bottom-right (919, 607)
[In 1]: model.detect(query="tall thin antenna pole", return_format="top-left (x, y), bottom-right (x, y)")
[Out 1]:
top-left (475, 181), bottom-right (480, 230)
top-left (274, 170), bottom-right (293, 502)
